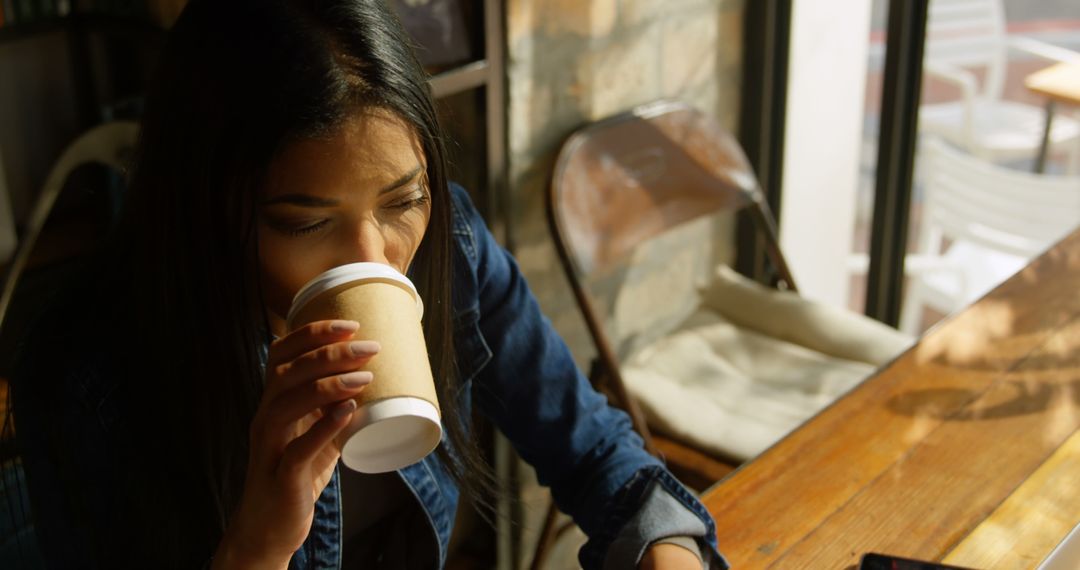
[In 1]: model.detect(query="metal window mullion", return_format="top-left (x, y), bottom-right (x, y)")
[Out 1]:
top-left (484, 0), bottom-right (510, 252)
top-left (737, 0), bottom-right (792, 285)
top-left (866, 0), bottom-right (929, 326)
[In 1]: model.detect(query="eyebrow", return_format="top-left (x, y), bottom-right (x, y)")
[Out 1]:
top-left (262, 164), bottom-right (424, 207)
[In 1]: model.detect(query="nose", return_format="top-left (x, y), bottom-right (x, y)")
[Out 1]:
top-left (351, 221), bottom-right (390, 266)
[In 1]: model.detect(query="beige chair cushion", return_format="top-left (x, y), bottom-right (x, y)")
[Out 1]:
top-left (621, 265), bottom-right (914, 461)
top-left (700, 265), bottom-right (912, 366)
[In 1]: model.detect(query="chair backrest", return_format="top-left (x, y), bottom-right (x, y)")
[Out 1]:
top-left (547, 100), bottom-right (793, 444)
top-left (550, 100), bottom-right (798, 354)
top-left (926, 0), bottom-right (1008, 100)
top-left (0, 121), bottom-right (138, 329)
top-left (550, 100), bottom-right (773, 277)
top-left (920, 137), bottom-right (1080, 258)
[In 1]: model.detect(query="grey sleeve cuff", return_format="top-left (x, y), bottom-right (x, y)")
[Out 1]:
top-left (602, 481), bottom-right (715, 570)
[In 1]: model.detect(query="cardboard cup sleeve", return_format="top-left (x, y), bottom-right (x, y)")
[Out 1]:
top-left (287, 263), bottom-right (441, 473)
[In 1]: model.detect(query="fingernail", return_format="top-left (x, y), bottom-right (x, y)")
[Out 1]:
top-left (349, 341), bottom-right (380, 357)
top-left (331, 321), bottom-right (360, 333)
top-left (339, 371), bottom-right (373, 389)
top-left (333, 399), bottom-right (357, 421)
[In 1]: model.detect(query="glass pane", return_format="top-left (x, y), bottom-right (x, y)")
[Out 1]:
top-left (784, 0), bottom-right (884, 313)
top-left (901, 0), bottom-right (1080, 335)
top-left (848, 0), bottom-right (892, 316)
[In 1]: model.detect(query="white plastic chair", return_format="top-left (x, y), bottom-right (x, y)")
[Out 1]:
top-left (0, 122), bottom-right (138, 328)
top-left (900, 138), bottom-right (1080, 334)
top-left (921, 0), bottom-right (1080, 168)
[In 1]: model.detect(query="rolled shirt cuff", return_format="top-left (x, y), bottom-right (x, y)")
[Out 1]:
top-left (602, 481), bottom-right (717, 570)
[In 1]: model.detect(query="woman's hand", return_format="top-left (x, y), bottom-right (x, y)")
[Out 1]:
top-left (639, 542), bottom-right (704, 570)
top-left (212, 320), bottom-right (378, 569)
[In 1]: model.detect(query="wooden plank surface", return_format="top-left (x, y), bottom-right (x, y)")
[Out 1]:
top-left (702, 228), bottom-right (1080, 569)
top-left (943, 428), bottom-right (1080, 569)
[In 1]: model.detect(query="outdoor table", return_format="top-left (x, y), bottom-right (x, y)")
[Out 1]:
top-left (1025, 62), bottom-right (1080, 173)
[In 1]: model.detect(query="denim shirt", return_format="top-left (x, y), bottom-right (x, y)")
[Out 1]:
top-left (286, 185), bottom-right (725, 570)
top-left (13, 185), bottom-right (725, 569)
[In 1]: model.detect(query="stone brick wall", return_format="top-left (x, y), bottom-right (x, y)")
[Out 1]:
top-left (505, 0), bottom-right (746, 367)
top-left (500, 2), bottom-right (746, 566)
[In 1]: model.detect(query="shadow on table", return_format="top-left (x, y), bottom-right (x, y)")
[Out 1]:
top-left (886, 378), bottom-right (1080, 420)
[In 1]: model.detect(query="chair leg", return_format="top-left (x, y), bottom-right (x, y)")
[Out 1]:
top-left (1067, 125), bottom-right (1080, 176)
top-left (529, 499), bottom-right (561, 570)
top-left (899, 283), bottom-right (924, 336)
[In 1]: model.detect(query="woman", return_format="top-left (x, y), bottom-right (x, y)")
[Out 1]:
top-left (11, 0), bottom-right (725, 568)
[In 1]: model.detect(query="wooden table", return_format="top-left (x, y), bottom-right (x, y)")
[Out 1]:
top-left (1025, 62), bottom-right (1080, 173)
top-left (702, 227), bottom-right (1080, 569)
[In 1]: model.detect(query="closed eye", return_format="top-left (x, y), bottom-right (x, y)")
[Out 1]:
top-left (285, 219), bottom-right (330, 236)
top-left (388, 193), bottom-right (430, 211)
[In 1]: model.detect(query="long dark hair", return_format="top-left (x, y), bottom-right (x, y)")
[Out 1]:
top-left (14, 0), bottom-right (493, 565)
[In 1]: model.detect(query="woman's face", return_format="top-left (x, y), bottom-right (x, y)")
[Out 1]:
top-left (257, 110), bottom-right (431, 334)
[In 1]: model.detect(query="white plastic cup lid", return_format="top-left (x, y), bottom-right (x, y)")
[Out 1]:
top-left (286, 262), bottom-right (424, 329)
top-left (340, 397), bottom-right (443, 473)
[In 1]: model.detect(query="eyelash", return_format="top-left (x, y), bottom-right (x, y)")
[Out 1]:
top-left (390, 188), bottom-right (432, 209)
top-left (287, 220), bottom-right (330, 237)
top-left (282, 194), bottom-right (429, 237)
top-left (389, 193), bottom-right (430, 211)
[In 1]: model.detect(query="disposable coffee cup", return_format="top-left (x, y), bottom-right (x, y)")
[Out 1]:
top-left (286, 263), bottom-right (441, 473)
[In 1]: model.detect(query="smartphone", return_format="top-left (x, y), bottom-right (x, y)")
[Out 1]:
top-left (858, 553), bottom-right (975, 570)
